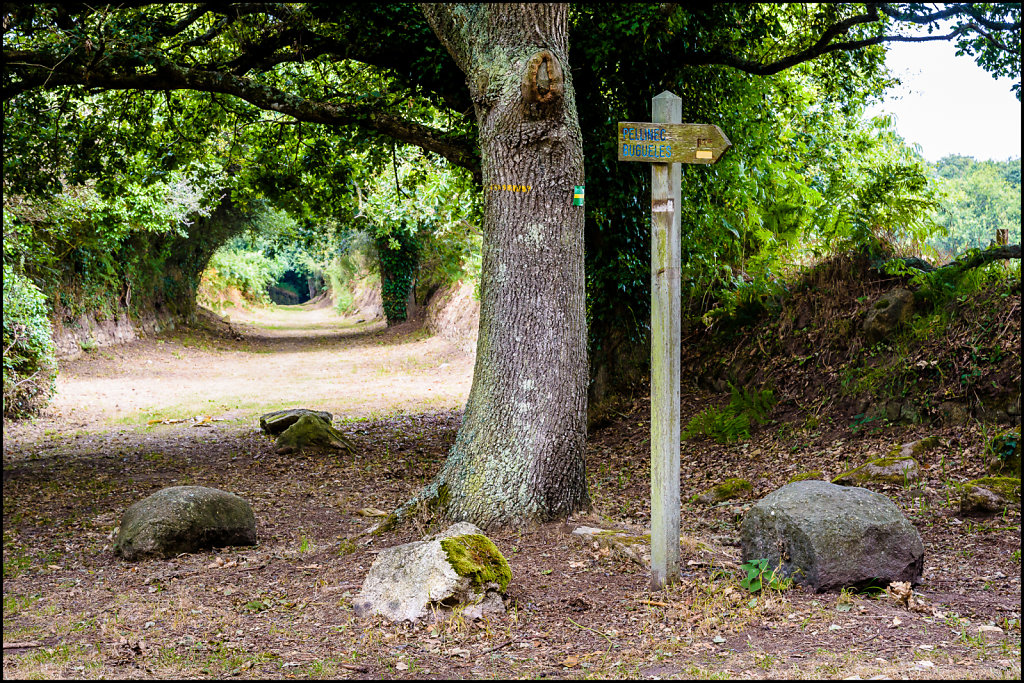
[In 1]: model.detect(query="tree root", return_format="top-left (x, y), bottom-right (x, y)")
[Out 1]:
top-left (368, 480), bottom-right (451, 536)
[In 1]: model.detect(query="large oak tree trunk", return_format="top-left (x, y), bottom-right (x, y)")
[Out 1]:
top-left (407, 3), bottom-right (588, 527)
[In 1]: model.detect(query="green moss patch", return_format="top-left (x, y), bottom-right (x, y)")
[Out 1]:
top-left (961, 476), bottom-right (1021, 502)
top-left (439, 534), bottom-right (512, 592)
top-left (692, 477), bottom-right (752, 505)
top-left (788, 470), bottom-right (824, 483)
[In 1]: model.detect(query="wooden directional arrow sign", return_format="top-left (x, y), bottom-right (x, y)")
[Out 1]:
top-left (617, 122), bottom-right (731, 165)
top-left (616, 93), bottom-right (733, 592)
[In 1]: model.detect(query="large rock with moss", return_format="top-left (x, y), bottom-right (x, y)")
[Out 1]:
top-left (114, 486), bottom-right (257, 561)
top-left (740, 480), bottom-right (924, 592)
top-left (833, 455), bottom-right (920, 487)
top-left (959, 476), bottom-right (1021, 515)
top-left (353, 523), bottom-right (511, 623)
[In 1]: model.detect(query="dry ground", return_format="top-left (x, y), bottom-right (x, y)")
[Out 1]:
top-left (3, 301), bottom-right (1020, 680)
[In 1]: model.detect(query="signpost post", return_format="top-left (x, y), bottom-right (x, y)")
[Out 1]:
top-left (618, 91), bottom-right (731, 591)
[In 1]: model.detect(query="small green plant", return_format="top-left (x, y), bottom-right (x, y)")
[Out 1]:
top-left (683, 382), bottom-right (776, 443)
top-left (243, 599), bottom-right (269, 613)
top-left (739, 558), bottom-right (792, 593)
top-left (298, 534), bottom-right (310, 553)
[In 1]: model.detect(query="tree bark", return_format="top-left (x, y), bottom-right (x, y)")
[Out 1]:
top-left (403, 3), bottom-right (588, 527)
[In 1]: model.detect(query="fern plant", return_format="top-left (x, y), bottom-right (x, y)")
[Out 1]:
top-left (683, 382), bottom-right (776, 444)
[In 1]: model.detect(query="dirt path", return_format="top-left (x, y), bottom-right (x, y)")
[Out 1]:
top-left (5, 303), bottom-right (474, 439)
top-left (3, 304), bottom-right (1020, 680)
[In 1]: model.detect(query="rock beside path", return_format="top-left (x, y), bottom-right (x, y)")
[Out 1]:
top-left (259, 409), bottom-right (333, 436)
top-left (571, 526), bottom-right (650, 566)
top-left (114, 486), bottom-right (257, 561)
top-left (353, 523), bottom-right (511, 623)
top-left (740, 480), bottom-right (924, 592)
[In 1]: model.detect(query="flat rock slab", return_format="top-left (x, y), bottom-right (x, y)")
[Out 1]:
top-left (354, 523), bottom-right (510, 623)
top-left (259, 409), bottom-right (333, 436)
top-left (740, 480), bottom-right (924, 592)
top-left (572, 526), bottom-right (650, 566)
top-left (833, 456), bottom-right (920, 486)
top-left (114, 486), bottom-right (257, 561)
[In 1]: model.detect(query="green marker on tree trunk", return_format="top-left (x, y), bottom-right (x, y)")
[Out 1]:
top-left (572, 185), bottom-right (585, 206)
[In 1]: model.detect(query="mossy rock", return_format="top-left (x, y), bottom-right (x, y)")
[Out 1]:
top-left (275, 414), bottom-right (354, 454)
top-left (788, 471), bottom-right (825, 484)
top-left (692, 477), bottom-right (752, 505)
top-left (862, 288), bottom-right (914, 343)
top-left (439, 534), bottom-right (512, 592)
top-left (833, 456), bottom-right (920, 487)
top-left (888, 436), bottom-right (941, 459)
top-left (987, 427), bottom-right (1021, 477)
top-left (259, 408), bottom-right (333, 435)
top-left (959, 476), bottom-right (1021, 515)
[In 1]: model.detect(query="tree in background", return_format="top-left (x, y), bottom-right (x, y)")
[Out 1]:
top-left (928, 156), bottom-right (1022, 258)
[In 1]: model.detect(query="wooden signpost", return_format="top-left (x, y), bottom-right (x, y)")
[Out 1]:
top-left (618, 91), bottom-right (731, 591)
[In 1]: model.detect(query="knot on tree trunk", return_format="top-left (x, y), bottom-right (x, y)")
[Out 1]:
top-left (521, 50), bottom-right (563, 114)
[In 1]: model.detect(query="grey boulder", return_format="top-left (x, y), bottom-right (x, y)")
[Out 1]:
top-left (740, 480), bottom-right (923, 592)
top-left (114, 486), bottom-right (257, 561)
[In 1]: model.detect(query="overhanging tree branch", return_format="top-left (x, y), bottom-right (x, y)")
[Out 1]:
top-left (3, 51), bottom-right (479, 177)
top-left (892, 244), bottom-right (1022, 275)
top-left (668, 3), bottom-right (1018, 77)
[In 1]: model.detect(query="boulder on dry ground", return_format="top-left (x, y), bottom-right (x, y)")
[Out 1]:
top-left (114, 485), bottom-right (256, 561)
top-left (740, 480), bottom-right (924, 592)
